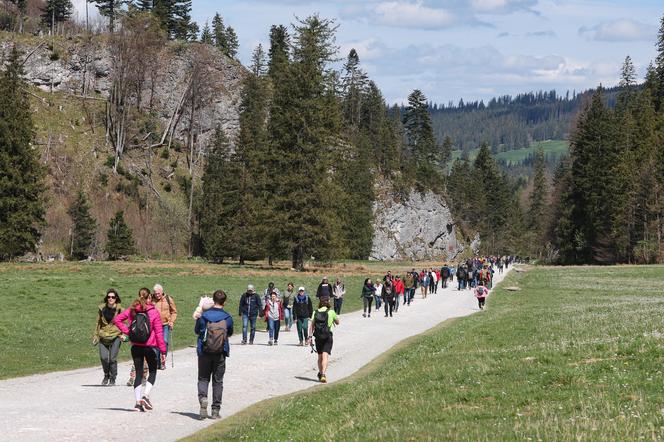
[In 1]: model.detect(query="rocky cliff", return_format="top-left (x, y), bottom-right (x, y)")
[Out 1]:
top-left (371, 190), bottom-right (464, 261)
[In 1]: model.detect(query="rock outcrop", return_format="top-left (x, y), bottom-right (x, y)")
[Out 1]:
top-left (371, 190), bottom-right (463, 261)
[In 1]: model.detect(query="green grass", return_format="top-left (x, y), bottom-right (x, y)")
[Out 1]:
top-left (451, 140), bottom-right (569, 165)
top-left (188, 265), bottom-right (664, 441)
top-left (0, 261), bottom-right (400, 379)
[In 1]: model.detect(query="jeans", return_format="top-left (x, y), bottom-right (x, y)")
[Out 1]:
top-left (99, 337), bottom-right (121, 380)
top-left (333, 298), bottom-right (343, 315)
top-left (394, 293), bottom-right (401, 311)
top-left (363, 297), bottom-right (373, 314)
top-left (407, 288), bottom-right (414, 305)
top-left (374, 294), bottom-right (382, 309)
top-left (458, 279), bottom-right (466, 290)
top-left (242, 314), bottom-right (258, 343)
top-left (131, 345), bottom-right (158, 388)
top-left (296, 318), bottom-right (309, 342)
top-left (198, 353), bottom-right (226, 410)
top-left (268, 318), bottom-right (281, 342)
top-left (384, 298), bottom-right (394, 316)
top-left (284, 308), bottom-right (293, 330)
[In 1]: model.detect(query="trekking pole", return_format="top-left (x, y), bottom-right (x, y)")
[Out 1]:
top-left (170, 327), bottom-right (174, 368)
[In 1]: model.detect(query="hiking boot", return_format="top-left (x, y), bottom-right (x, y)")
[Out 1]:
top-left (320, 375), bottom-right (327, 383)
top-left (249, 340), bottom-right (254, 345)
top-left (108, 378), bottom-right (116, 386)
top-left (141, 396), bottom-right (153, 410)
top-left (199, 399), bottom-right (208, 420)
top-left (210, 409), bottom-right (221, 419)
top-left (101, 376), bottom-right (109, 386)
top-left (134, 402), bottom-right (145, 412)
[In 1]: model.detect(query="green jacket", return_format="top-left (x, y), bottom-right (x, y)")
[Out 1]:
top-left (94, 303), bottom-right (123, 343)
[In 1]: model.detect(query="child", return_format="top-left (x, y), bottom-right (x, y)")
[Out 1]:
top-left (474, 285), bottom-right (489, 310)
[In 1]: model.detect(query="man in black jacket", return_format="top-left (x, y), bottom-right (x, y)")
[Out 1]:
top-left (238, 285), bottom-right (262, 345)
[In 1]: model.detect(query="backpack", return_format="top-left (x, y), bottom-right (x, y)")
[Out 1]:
top-left (129, 311), bottom-right (151, 343)
top-left (313, 309), bottom-right (331, 340)
top-left (203, 319), bottom-right (227, 354)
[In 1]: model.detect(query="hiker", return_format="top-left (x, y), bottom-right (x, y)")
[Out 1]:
top-left (474, 284), bottom-right (489, 310)
top-left (152, 284), bottom-right (177, 370)
top-left (332, 278), bottom-right (345, 314)
top-left (238, 284), bottom-right (262, 345)
top-left (316, 276), bottom-right (334, 300)
top-left (441, 264), bottom-right (450, 289)
top-left (292, 286), bottom-right (313, 346)
top-left (373, 279), bottom-right (383, 310)
top-left (383, 270), bottom-right (393, 284)
top-left (420, 270), bottom-right (429, 298)
top-left (382, 279), bottom-right (395, 317)
top-left (93, 289), bottom-right (124, 386)
top-left (393, 275), bottom-right (405, 312)
top-left (404, 271), bottom-right (415, 306)
top-left (264, 291), bottom-right (284, 345)
top-left (361, 278), bottom-right (375, 317)
top-left (308, 297), bottom-right (340, 383)
top-left (428, 269), bottom-right (437, 295)
top-left (282, 283), bottom-right (295, 332)
top-left (113, 287), bottom-right (166, 412)
top-left (195, 289), bottom-right (233, 420)
top-left (457, 265), bottom-right (466, 290)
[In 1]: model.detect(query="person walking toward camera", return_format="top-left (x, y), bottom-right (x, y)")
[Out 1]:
top-left (93, 289), bottom-right (124, 386)
top-left (238, 285), bottom-right (262, 345)
top-left (332, 278), bottom-right (345, 314)
top-left (292, 286), bottom-right (313, 346)
top-left (113, 288), bottom-right (166, 412)
top-left (362, 278), bottom-right (375, 317)
top-left (264, 291), bottom-right (284, 345)
top-left (308, 298), bottom-right (340, 383)
top-left (475, 284), bottom-right (489, 310)
top-left (282, 282), bottom-right (295, 332)
top-left (152, 284), bottom-right (177, 370)
top-left (195, 290), bottom-right (233, 420)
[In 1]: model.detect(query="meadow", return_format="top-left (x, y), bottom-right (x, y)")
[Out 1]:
top-left (188, 265), bottom-right (664, 441)
top-left (451, 140), bottom-right (569, 165)
top-left (0, 260), bottom-right (427, 379)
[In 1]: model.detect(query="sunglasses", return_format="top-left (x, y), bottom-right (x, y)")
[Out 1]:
top-left (107, 295), bottom-right (117, 299)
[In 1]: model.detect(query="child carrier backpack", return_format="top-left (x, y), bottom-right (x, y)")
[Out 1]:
top-left (313, 310), bottom-right (331, 340)
top-left (203, 319), bottom-right (228, 354)
top-left (129, 312), bottom-right (151, 343)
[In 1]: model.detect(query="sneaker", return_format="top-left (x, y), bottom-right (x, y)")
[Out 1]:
top-left (317, 372), bottom-right (322, 381)
top-left (126, 378), bottom-right (134, 387)
top-left (368, 314), bottom-right (371, 318)
top-left (134, 402), bottom-right (145, 412)
top-left (268, 340), bottom-right (273, 346)
top-left (210, 409), bottom-right (221, 419)
top-left (274, 341), bottom-right (278, 345)
top-left (362, 313), bottom-right (366, 318)
top-left (141, 396), bottom-right (153, 411)
top-left (101, 376), bottom-right (109, 386)
top-left (320, 375), bottom-right (327, 383)
top-left (249, 340), bottom-right (254, 345)
top-left (199, 399), bottom-right (208, 420)
top-left (299, 340), bottom-right (304, 346)
top-left (241, 340), bottom-right (247, 345)
top-left (108, 378), bottom-right (116, 386)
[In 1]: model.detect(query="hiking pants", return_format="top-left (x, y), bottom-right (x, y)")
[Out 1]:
top-left (478, 297), bottom-right (486, 309)
top-left (242, 314), bottom-right (258, 343)
top-left (198, 353), bottom-right (226, 411)
top-left (99, 337), bottom-right (121, 380)
top-left (131, 345), bottom-right (158, 388)
top-left (333, 298), bottom-right (343, 315)
top-left (296, 318), bottom-right (309, 342)
top-left (384, 299), bottom-right (394, 316)
top-left (363, 296), bottom-right (373, 314)
top-left (268, 318), bottom-right (281, 342)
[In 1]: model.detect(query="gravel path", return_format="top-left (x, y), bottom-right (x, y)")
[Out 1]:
top-left (0, 268), bottom-right (511, 441)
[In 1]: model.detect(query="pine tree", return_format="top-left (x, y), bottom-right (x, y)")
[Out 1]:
top-left (105, 211), bottom-right (135, 260)
top-left (67, 190), bottom-right (97, 260)
top-left (267, 24), bottom-right (290, 79)
top-left (341, 49), bottom-right (368, 127)
top-left (91, 0), bottom-right (125, 32)
top-left (200, 21), bottom-right (213, 44)
top-left (211, 13), bottom-right (227, 52)
top-left (0, 47), bottom-right (46, 260)
top-left (528, 148), bottom-right (548, 254)
top-left (653, 15), bottom-right (664, 111)
top-left (360, 81), bottom-right (399, 174)
top-left (224, 26), bottom-right (239, 58)
top-left (41, 0), bottom-right (73, 30)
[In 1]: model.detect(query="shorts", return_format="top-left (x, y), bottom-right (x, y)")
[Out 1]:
top-left (315, 335), bottom-right (333, 355)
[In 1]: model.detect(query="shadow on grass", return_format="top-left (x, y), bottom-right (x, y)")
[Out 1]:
top-left (294, 376), bottom-right (319, 383)
top-left (171, 411), bottom-right (202, 420)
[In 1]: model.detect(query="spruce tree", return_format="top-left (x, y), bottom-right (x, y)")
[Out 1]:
top-left (341, 49), bottom-right (368, 127)
top-left (0, 48), bottom-right (46, 260)
top-left (224, 26), bottom-right (239, 58)
top-left (91, 0), bottom-right (125, 32)
top-left (528, 148), bottom-right (548, 255)
top-left (211, 13), bottom-right (227, 52)
top-left (267, 24), bottom-right (290, 79)
top-left (67, 190), bottom-right (97, 260)
top-left (403, 89), bottom-right (443, 190)
top-left (653, 15), bottom-right (664, 111)
top-left (360, 81), bottom-right (399, 175)
top-left (41, 0), bottom-right (73, 30)
top-left (200, 21), bottom-right (213, 44)
top-left (105, 211), bottom-right (135, 260)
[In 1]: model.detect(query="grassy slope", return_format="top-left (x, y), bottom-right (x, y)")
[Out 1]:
top-left (188, 265), bottom-right (664, 441)
top-left (0, 261), bottom-right (410, 379)
top-left (451, 140), bottom-right (569, 165)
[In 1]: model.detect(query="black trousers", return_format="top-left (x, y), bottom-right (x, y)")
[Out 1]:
top-left (131, 345), bottom-right (158, 388)
top-left (384, 298), bottom-right (394, 316)
top-left (198, 353), bottom-right (226, 410)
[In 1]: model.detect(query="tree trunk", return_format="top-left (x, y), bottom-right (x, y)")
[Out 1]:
top-left (292, 245), bottom-right (304, 271)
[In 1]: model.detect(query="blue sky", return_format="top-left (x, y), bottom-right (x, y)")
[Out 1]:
top-left (76, 1), bottom-right (663, 105)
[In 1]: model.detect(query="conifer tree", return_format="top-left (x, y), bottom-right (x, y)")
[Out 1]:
top-left (528, 148), bottom-right (548, 256)
top-left (68, 190), bottom-right (97, 260)
top-left (105, 211), bottom-right (135, 260)
top-left (224, 26), bottom-right (239, 58)
top-left (403, 89), bottom-right (443, 190)
top-left (267, 24), bottom-right (290, 79)
top-left (0, 47), bottom-right (46, 260)
top-left (41, 0), bottom-right (73, 30)
top-left (200, 21), bottom-right (213, 44)
top-left (341, 49), bottom-right (368, 127)
top-left (653, 15), bottom-right (664, 111)
top-left (211, 13), bottom-right (227, 52)
top-left (360, 81), bottom-right (399, 174)
top-left (91, 0), bottom-right (125, 32)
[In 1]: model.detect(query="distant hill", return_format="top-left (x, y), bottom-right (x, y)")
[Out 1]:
top-left (428, 87), bottom-right (620, 152)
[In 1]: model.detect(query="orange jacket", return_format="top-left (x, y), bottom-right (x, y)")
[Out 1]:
top-left (154, 295), bottom-right (178, 326)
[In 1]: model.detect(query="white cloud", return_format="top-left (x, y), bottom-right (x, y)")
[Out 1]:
top-left (370, 1), bottom-right (457, 29)
top-left (579, 19), bottom-right (657, 42)
top-left (470, 0), bottom-right (538, 14)
top-left (339, 38), bottom-right (386, 61)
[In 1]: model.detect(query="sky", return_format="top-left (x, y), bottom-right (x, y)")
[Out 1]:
top-left (74, 0), bottom-right (663, 105)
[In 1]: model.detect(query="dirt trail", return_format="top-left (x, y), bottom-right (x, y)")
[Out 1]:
top-left (0, 268), bottom-right (511, 441)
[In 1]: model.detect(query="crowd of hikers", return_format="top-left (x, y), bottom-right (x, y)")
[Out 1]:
top-left (92, 256), bottom-right (515, 418)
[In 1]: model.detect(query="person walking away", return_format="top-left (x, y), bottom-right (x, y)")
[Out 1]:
top-left (373, 279), bottom-right (383, 310)
top-left (152, 284), bottom-right (177, 370)
top-left (264, 292), bottom-right (284, 345)
top-left (316, 277), bottom-right (334, 301)
top-left (93, 289), bottom-right (124, 386)
top-left (393, 276), bottom-right (404, 312)
top-left (332, 278), bottom-right (345, 315)
top-left (420, 270), bottom-right (429, 299)
top-left (457, 265), bottom-right (466, 290)
top-left (441, 264), bottom-right (450, 289)
top-left (238, 285), bottom-right (262, 345)
top-left (292, 287), bottom-right (313, 346)
top-left (113, 288), bottom-right (166, 412)
top-left (428, 270), bottom-right (437, 295)
top-left (382, 279), bottom-right (395, 317)
top-left (362, 278), bottom-right (375, 317)
top-left (474, 285), bottom-right (489, 310)
top-left (308, 298), bottom-right (340, 383)
top-left (282, 283), bottom-right (295, 332)
top-left (195, 289), bottom-right (233, 420)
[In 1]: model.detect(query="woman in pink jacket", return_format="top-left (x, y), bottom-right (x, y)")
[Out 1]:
top-left (113, 287), bottom-right (166, 412)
